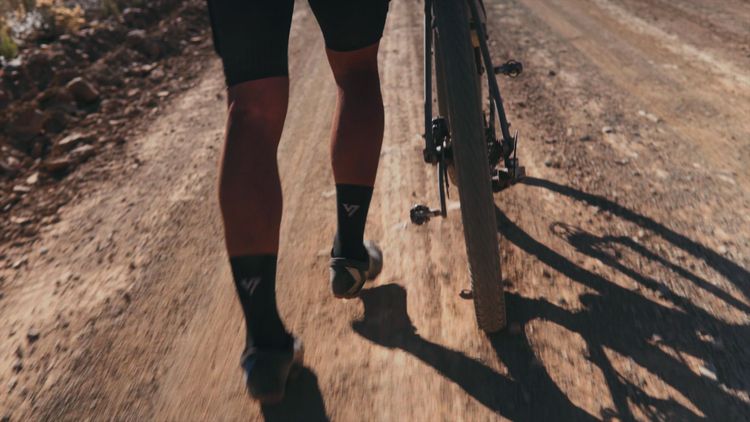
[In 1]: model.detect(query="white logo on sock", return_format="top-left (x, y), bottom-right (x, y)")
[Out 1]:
top-left (343, 203), bottom-right (360, 217)
top-left (240, 277), bottom-right (261, 295)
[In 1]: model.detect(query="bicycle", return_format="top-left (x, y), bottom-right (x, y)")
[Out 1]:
top-left (409, 0), bottom-right (525, 333)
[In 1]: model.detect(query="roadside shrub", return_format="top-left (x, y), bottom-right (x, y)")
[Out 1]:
top-left (0, 22), bottom-right (19, 59)
top-left (36, 0), bottom-right (85, 39)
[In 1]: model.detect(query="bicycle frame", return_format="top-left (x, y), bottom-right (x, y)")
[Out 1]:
top-left (411, 0), bottom-right (524, 225)
top-left (422, 0), bottom-right (518, 169)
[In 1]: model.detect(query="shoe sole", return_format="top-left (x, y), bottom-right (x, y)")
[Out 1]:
top-left (247, 341), bottom-right (305, 404)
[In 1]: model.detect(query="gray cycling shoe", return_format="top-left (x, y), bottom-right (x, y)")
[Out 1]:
top-left (241, 337), bottom-right (304, 404)
top-left (330, 240), bottom-right (383, 299)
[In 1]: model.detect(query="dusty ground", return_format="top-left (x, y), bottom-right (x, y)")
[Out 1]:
top-left (1, 0), bottom-right (749, 420)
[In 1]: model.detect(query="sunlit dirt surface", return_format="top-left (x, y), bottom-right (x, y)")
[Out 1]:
top-left (1, 0), bottom-right (748, 420)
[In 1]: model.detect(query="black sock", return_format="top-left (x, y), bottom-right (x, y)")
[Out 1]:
top-left (229, 255), bottom-right (291, 349)
top-left (333, 184), bottom-right (373, 261)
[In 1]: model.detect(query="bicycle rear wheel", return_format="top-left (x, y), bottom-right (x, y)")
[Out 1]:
top-left (433, 0), bottom-right (506, 332)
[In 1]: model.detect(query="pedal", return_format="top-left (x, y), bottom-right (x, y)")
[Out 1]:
top-left (410, 204), bottom-right (441, 225)
top-left (494, 60), bottom-right (524, 78)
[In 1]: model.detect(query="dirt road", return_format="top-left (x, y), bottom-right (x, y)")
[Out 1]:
top-left (2, 0), bottom-right (749, 420)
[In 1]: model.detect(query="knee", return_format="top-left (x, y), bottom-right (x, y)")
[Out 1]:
top-left (226, 77), bottom-right (289, 123)
top-left (328, 46), bottom-right (381, 91)
top-left (227, 96), bottom-right (286, 125)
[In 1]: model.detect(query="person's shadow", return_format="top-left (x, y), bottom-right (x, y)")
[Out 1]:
top-left (261, 367), bottom-right (329, 421)
top-left (353, 284), bottom-right (598, 421)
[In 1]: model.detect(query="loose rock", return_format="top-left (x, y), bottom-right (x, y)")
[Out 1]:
top-left (26, 172), bottom-right (39, 185)
top-left (10, 216), bottom-right (32, 225)
top-left (71, 144), bottom-right (96, 161)
top-left (126, 29), bottom-right (161, 58)
top-left (638, 110), bottom-right (661, 123)
top-left (66, 77), bottom-right (100, 104)
top-left (57, 133), bottom-right (93, 151)
top-left (12, 257), bottom-right (28, 269)
top-left (27, 328), bottom-right (41, 342)
top-left (9, 108), bottom-right (47, 141)
top-left (122, 8), bottom-right (148, 27)
top-left (12, 185), bottom-right (32, 194)
top-left (43, 157), bottom-right (75, 172)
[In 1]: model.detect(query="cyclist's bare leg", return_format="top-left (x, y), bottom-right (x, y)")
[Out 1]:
top-left (327, 42), bottom-right (384, 187)
top-left (326, 42), bottom-right (385, 294)
top-left (217, 77), bottom-right (292, 355)
top-left (218, 77), bottom-right (288, 257)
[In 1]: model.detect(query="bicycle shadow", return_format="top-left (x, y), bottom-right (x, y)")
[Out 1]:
top-left (261, 367), bottom-right (329, 422)
top-left (521, 177), bottom-right (750, 303)
top-left (353, 176), bottom-right (749, 420)
top-left (353, 284), bottom-right (598, 421)
top-left (492, 177), bottom-right (750, 420)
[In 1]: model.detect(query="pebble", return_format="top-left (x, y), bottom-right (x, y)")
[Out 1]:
top-left (26, 172), bottom-right (39, 185)
top-left (12, 185), bottom-right (31, 194)
top-left (66, 77), bottom-right (100, 104)
top-left (9, 216), bottom-right (31, 225)
top-left (57, 133), bottom-right (92, 151)
top-left (544, 158), bottom-right (561, 168)
top-left (27, 328), bottom-right (40, 342)
top-left (71, 144), bottom-right (96, 161)
top-left (637, 110), bottom-right (661, 123)
top-left (11, 257), bottom-right (28, 269)
top-left (43, 157), bottom-right (74, 172)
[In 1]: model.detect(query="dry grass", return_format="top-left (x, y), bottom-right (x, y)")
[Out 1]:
top-left (36, 0), bottom-right (85, 37)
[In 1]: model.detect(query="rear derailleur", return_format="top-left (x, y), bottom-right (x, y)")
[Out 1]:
top-left (489, 128), bottom-right (525, 192)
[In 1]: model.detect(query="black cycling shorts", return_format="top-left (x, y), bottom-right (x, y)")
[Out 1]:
top-left (206, 0), bottom-right (390, 87)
